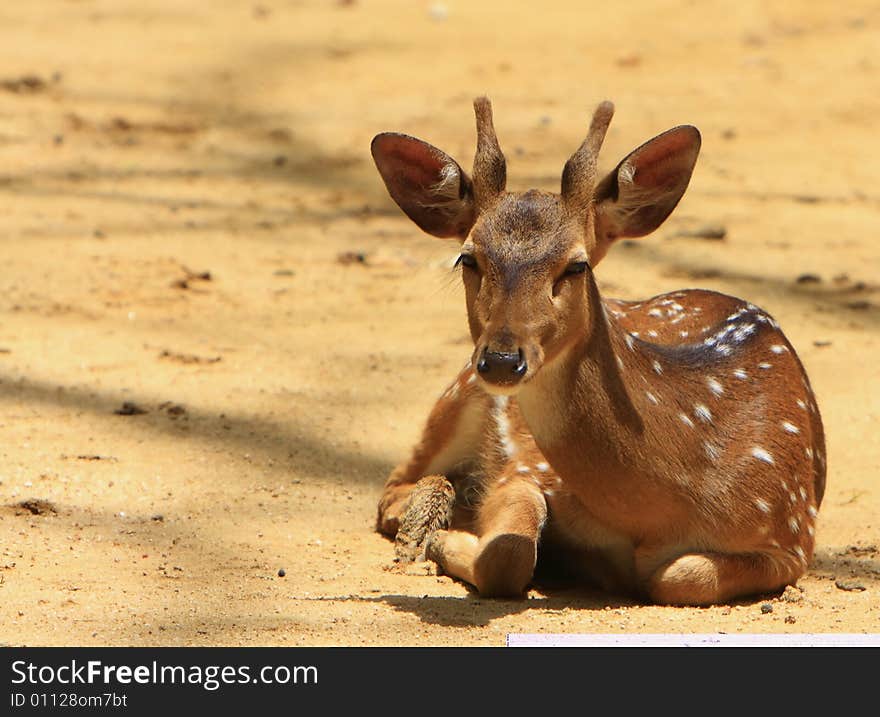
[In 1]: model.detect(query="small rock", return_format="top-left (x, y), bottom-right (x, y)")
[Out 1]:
top-left (114, 402), bottom-right (148, 416)
top-left (784, 615), bottom-right (796, 624)
top-left (277, 569), bottom-right (286, 578)
top-left (17, 499), bottom-right (58, 516)
top-left (160, 403), bottom-right (187, 418)
top-left (337, 251), bottom-right (368, 265)
top-left (781, 585), bottom-right (803, 603)
top-left (796, 273), bottom-right (822, 284)
top-left (403, 561), bottom-right (437, 576)
top-left (760, 602), bottom-right (773, 614)
top-left (835, 580), bottom-right (866, 592)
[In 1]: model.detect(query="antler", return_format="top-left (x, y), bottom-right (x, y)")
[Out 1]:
top-left (561, 100), bottom-right (615, 208)
top-left (472, 96), bottom-right (507, 205)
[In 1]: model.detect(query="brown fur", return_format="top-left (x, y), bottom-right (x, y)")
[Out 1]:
top-left (372, 98), bottom-right (826, 605)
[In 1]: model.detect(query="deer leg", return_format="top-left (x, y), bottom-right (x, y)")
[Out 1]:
top-left (427, 479), bottom-right (547, 598)
top-left (394, 475), bottom-right (456, 562)
top-left (377, 372), bottom-right (487, 536)
top-left (643, 550), bottom-right (801, 606)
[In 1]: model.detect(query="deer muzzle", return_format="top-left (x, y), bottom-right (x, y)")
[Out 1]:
top-left (476, 347), bottom-right (527, 387)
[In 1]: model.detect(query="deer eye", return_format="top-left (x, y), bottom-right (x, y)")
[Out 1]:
top-left (455, 253), bottom-right (478, 270)
top-left (563, 261), bottom-right (588, 277)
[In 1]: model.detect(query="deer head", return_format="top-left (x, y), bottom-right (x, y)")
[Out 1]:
top-left (371, 98), bottom-right (701, 394)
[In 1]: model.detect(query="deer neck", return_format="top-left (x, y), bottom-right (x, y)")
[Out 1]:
top-left (515, 282), bottom-right (646, 478)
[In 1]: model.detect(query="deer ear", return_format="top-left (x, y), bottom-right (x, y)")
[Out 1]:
top-left (593, 125), bottom-right (701, 254)
top-left (371, 133), bottom-right (477, 240)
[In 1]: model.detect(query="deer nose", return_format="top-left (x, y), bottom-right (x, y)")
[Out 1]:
top-left (476, 348), bottom-right (527, 384)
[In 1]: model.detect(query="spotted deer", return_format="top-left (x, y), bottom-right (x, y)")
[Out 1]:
top-left (371, 98), bottom-right (826, 605)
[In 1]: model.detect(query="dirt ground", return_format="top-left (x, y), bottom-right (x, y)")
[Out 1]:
top-left (1, 1), bottom-right (878, 647)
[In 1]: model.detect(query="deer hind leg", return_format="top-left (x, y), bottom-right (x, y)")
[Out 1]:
top-left (377, 369), bottom-right (487, 537)
top-left (427, 478), bottom-right (547, 598)
top-left (644, 550), bottom-right (801, 606)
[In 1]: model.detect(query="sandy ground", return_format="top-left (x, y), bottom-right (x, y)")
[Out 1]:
top-left (0, 0), bottom-right (878, 647)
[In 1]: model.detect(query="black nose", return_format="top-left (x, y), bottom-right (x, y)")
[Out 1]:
top-left (476, 348), bottom-right (527, 384)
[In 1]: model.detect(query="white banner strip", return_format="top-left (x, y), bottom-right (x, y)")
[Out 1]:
top-left (506, 633), bottom-right (880, 647)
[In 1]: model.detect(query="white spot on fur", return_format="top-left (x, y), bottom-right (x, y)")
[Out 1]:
top-left (680, 330), bottom-right (689, 338)
top-left (770, 345), bottom-right (789, 354)
top-left (467, 373), bottom-right (477, 384)
top-left (797, 399), bottom-right (807, 410)
top-left (758, 362), bottom-right (772, 370)
top-left (799, 486), bottom-right (808, 502)
top-left (616, 356), bottom-right (624, 370)
top-left (624, 334), bottom-right (635, 351)
top-left (648, 308), bottom-right (663, 317)
top-left (706, 377), bottom-right (724, 396)
top-left (805, 446), bottom-right (813, 459)
top-left (794, 545), bottom-right (806, 562)
top-left (788, 516), bottom-right (800, 534)
top-left (647, 330), bottom-right (658, 338)
top-left (516, 464), bottom-right (530, 474)
top-left (733, 368), bottom-right (748, 380)
top-left (536, 462), bottom-right (549, 473)
top-left (679, 413), bottom-right (694, 428)
top-left (646, 391), bottom-right (659, 405)
top-left (694, 404), bottom-right (712, 423)
top-left (751, 446), bottom-right (774, 464)
top-left (732, 323), bottom-right (756, 342)
top-left (807, 505), bottom-right (818, 518)
top-left (781, 421), bottom-right (799, 434)
top-left (755, 498), bottom-right (771, 513)
top-left (653, 360), bottom-right (663, 375)
top-left (492, 396), bottom-right (517, 459)
top-left (704, 441), bottom-right (721, 461)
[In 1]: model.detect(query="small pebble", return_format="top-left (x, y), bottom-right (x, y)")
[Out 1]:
top-left (277, 569), bottom-right (286, 578)
top-left (760, 602), bottom-right (773, 614)
top-left (835, 579), bottom-right (866, 592)
top-left (781, 585), bottom-right (803, 603)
